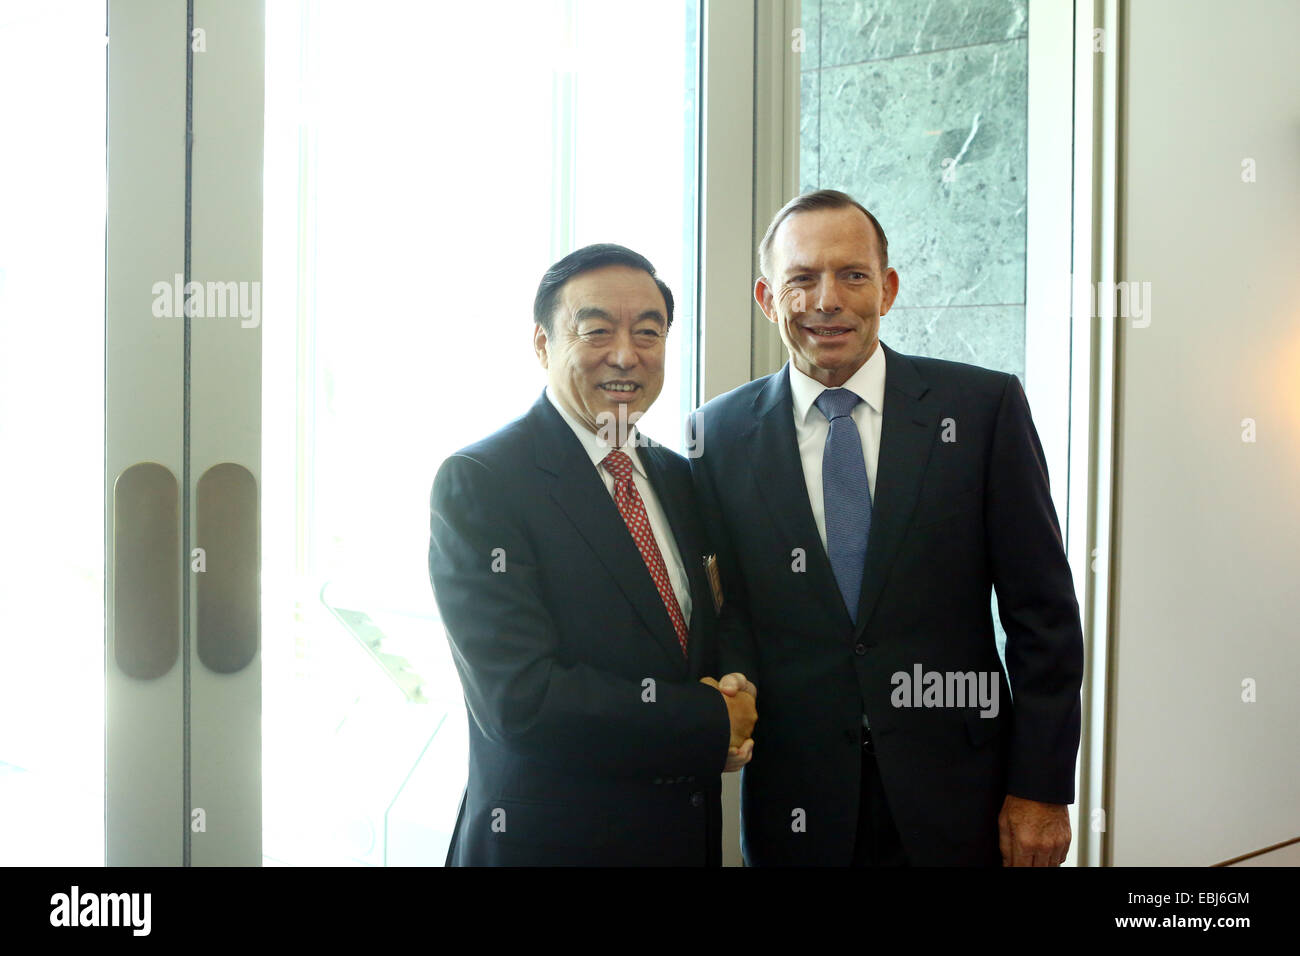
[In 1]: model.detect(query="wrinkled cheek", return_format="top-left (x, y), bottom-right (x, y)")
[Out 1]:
top-left (775, 283), bottom-right (802, 306)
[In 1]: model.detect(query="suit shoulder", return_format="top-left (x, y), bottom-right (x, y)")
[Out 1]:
top-left (434, 411), bottom-right (532, 485)
top-left (899, 351), bottom-right (1015, 400)
top-left (694, 372), bottom-right (778, 420)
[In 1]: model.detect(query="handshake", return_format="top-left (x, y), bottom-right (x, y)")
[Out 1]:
top-left (700, 673), bottom-right (757, 773)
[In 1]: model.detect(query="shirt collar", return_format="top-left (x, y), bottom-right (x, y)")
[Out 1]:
top-left (545, 386), bottom-right (648, 478)
top-left (789, 340), bottom-right (888, 425)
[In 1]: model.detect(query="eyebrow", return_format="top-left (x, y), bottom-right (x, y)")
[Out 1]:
top-left (573, 307), bottom-right (665, 325)
top-left (784, 262), bottom-right (873, 276)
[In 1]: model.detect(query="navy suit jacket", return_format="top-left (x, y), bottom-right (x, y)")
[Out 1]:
top-left (689, 343), bottom-right (1084, 866)
top-left (428, 392), bottom-right (730, 866)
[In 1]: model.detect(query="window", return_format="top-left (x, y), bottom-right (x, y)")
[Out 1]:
top-left (262, 0), bottom-right (700, 865)
top-left (0, 0), bottom-right (106, 866)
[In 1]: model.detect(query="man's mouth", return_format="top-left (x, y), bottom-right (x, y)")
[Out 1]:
top-left (804, 325), bottom-right (852, 337)
top-left (598, 382), bottom-right (640, 394)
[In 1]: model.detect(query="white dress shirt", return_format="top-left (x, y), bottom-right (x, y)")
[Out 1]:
top-left (788, 342), bottom-right (886, 553)
top-left (545, 387), bottom-right (692, 624)
top-left (788, 345), bottom-right (887, 730)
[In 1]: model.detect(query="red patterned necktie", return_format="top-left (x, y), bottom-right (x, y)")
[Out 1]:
top-left (602, 449), bottom-right (688, 657)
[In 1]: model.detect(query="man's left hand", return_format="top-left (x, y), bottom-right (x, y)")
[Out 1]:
top-left (998, 795), bottom-right (1071, 866)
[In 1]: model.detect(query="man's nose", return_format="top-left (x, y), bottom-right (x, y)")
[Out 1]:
top-left (815, 277), bottom-right (843, 314)
top-left (606, 328), bottom-right (638, 367)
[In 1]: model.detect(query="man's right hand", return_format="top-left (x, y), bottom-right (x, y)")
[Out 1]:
top-left (700, 676), bottom-right (757, 749)
top-left (723, 738), bottom-right (754, 772)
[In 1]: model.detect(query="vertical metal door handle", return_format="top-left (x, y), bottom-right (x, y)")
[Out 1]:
top-left (112, 462), bottom-right (180, 679)
top-left (196, 463), bottom-right (259, 673)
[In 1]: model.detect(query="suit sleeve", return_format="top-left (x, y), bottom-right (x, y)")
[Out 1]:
top-left (428, 453), bottom-right (731, 780)
top-left (688, 410), bottom-right (761, 687)
top-left (985, 374), bottom-right (1085, 804)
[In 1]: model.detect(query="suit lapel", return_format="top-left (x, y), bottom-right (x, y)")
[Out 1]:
top-left (854, 344), bottom-right (939, 636)
top-left (742, 349), bottom-right (940, 638)
top-left (743, 366), bottom-right (849, 626)
top-left (530, 394), bottom-right (690, 672)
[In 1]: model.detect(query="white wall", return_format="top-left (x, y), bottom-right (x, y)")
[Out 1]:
top-left (1110, 0), bottom-right (1300, 865)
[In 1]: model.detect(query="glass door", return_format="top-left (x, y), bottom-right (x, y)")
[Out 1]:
top-left (102, 0), bottom-right (265, 866)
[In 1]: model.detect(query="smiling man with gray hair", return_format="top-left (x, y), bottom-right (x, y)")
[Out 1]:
top-left (692, 189), bottom-right (1084, 867)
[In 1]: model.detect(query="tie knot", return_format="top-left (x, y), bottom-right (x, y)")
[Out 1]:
top-left (815, 388), bottom-right (861, 422)
top-left (602, 449), bottom-right (634, 481)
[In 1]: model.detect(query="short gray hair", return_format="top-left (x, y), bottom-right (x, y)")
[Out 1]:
top-left (757, 189), bottom-right (889, 279)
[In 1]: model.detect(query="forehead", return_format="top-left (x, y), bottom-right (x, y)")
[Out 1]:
top-left (559, 264), bottom-right (666, 316)
top-left (772, 206), bottom-right (879, 269)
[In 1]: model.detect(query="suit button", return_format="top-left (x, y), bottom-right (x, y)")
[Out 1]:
top-left (690, 792), bottom-right (704, 808)
top-left (854, 642), bottom-right (866, 655)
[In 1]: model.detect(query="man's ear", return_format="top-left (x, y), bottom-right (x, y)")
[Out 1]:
top-left (533, 323), bottom-right (550, 369)
top-left (754, 277), bottom-right (777, 323)
top-left (880, 268), bottom-right (901, 316)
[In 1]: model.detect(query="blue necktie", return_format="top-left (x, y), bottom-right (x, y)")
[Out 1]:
top-left (814, 388), bottom-right (872, 624)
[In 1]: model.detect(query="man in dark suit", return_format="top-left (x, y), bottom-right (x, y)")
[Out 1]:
top-left (692, 190), bottom-right (1084, 866)
top-left (429, 243), bottom-right (756, 866)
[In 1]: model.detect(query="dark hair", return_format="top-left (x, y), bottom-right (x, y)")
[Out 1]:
top-left (758, 189), bottom-right (890, 278)
top-left (533, 243), bottom-right (675, 334)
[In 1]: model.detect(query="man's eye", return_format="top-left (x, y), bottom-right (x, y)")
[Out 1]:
top-left (582, 328), bottom-right (610, 336)
top-left (637, 329), bottom-right (661, 338)
top-left (847, 272), bottom-right (868, 280)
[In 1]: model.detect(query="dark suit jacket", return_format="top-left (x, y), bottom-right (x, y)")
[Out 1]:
top-left (428, 391), bottom-right (731, 866)
top-left (689, 343), bottom-right (1084, 866)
